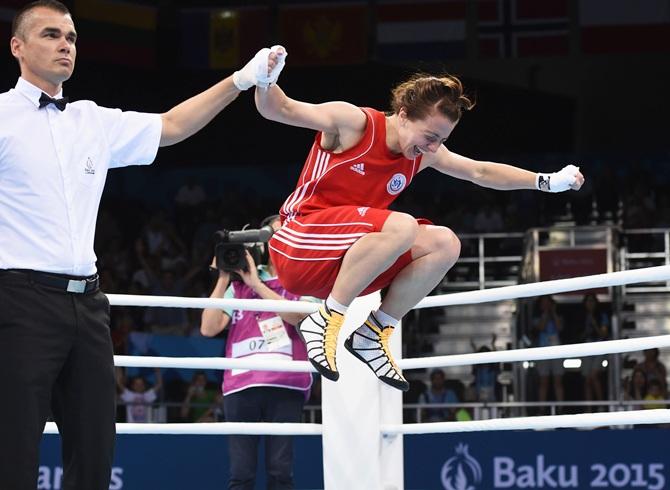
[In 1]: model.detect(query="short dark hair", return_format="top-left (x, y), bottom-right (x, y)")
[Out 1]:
top-left (11, 0), bottom-right (71, 39)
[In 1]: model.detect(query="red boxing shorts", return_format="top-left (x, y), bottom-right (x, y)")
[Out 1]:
top-left (269, 206), bottom-right (425, 299)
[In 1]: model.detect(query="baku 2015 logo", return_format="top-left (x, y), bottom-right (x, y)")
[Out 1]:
top-left (441, 443), bottom-right (483, 490)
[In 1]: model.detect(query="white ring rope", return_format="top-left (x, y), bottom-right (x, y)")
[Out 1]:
top-left (415, 265), bottom-right (670, 309)
top-left (397, 334), bottom-right (670, 370)
top-left (113, 334), bottom-right (670, 372)
top-left (108, 265), bottom-right (670, 312)
top-left (114, 354), bottom-right (315, 372)
top-left (108, 294), bottom-right (318, 314)
top-left (42, 410), bottom-right (670, 436)
top-left (44, 422), bottom-right (322, 436)
top-left (381, 409), bottom-right (670, 435)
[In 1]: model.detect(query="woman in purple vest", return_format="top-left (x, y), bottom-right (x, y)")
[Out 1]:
top-left (201, 215), bottom-right (312, 490)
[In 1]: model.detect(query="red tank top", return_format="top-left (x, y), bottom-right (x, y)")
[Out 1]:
top-left (280, 107), bottom-right (423, 221)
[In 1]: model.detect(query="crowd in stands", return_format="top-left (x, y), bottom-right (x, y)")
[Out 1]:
top-left (402, 294), bottom-right (668, 422)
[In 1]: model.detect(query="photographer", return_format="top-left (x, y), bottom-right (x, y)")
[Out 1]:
top-left (201, 215), bottom-right (312, 490)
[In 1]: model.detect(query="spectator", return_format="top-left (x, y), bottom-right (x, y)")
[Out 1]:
top-left (174, 176), bottom-right (207, 240)
top-left (418, 369), bottom-right (459, 422)
top-left (643, 379), bottom-right (666, 410)
top-left (636, 348), bottom-right (667, 394)
top-left (471, 334), bottom-right (499, 402)
top-left (111, 309), bottom-right (134, 355)
top-left (473, 203), bottom-right (504, 233)
top-left (455, 386), bottom-right (476, 422)
top-left (141, 210), bottom-right (188, 258)
top-left (180, 371), bottom-right (218, 423)
top-left (136, 239), bottom-right (201, 335)
top-left (198, 392), bottom-right (226, 423)
top-left (191, 207), bottom-right (223, 264)
top-left (403, 372), bottom-right (427, 423)
top-left (130, 249), bottom-right (159, 291)
top-left (201, 215), bottom-right (312, 490)
top-left (116, 368), bottom-right (162, 423)
top-left (579, 294), bottom-right (610, 408)
top-left (100, 237), bottom-right (132, 285)
top-left (623, 369), bottom-right (647, 410)
top-left (174, 176), bottom-right (207, 208)
top-left (533, 295), bottom-right (564, 411)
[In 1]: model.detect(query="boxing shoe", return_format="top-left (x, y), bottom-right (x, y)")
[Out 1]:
top-left (297, 304), bottom-right (344, 381)
top-left (344, 313), bottom-right (409, 391)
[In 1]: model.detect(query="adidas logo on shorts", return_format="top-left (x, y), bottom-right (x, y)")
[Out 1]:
top-left (357, 207), bottom-right (369, 216)
top-left (350, 162), bottom-right (365, 175)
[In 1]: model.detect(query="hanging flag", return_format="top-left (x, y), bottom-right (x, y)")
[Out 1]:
top-left (278, 3), bottom-right (369, 65)
top-left (478, 0), bottom-right (569, 58)
top-left (209, 10), bottom-right (239, 69)
top-left (580, 0), bottom-right (670, 54)
top-left (180, 7), bottom-right (270, 70)
top-left (73, 0), bottom-right (157, 68)
top-left (375, 0), bottom-right (466, 61)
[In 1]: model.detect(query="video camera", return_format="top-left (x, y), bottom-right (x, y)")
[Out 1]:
top-left (213, 224), bottom-right (275, 273)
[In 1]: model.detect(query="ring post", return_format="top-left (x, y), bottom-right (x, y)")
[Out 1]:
top-left (321, 292), bottom-right (404, 489)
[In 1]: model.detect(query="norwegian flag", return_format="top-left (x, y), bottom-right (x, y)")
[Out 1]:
top-left (478, 0), bottom-right (570, 58)
top-left (580, 0), bottom-right (670, 54)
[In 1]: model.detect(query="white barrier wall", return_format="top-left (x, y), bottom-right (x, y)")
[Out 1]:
top-left (322, 293), bottom-right (404, 490)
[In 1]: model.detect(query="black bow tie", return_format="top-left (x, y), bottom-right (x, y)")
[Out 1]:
top-left (39, 92), bottom-right (68, 111)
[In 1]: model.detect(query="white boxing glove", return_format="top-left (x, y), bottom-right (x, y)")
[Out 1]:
top-left (536, 164), bottom-right (580, 192)
top-left (232, 47), bottom-right (272, 91)
top-left (256, 45), bottom-right (287, 89)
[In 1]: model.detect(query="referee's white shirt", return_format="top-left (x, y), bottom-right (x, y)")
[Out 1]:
top-left (0, 77), bottom-right (162, 276)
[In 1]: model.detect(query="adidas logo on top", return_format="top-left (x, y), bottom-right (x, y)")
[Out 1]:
top-left (350, 162), bottom-right (365, 175)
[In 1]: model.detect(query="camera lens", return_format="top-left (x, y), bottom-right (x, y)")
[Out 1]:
top-left (223, 248), bottom-right (240, 267)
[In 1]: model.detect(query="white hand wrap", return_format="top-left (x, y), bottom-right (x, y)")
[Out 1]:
top-left (536, 164), bottom-right (580, 193)
top-left (232, 47), bottom-right (272, 91)
top-left (256, 45), bottom-right (287, 89)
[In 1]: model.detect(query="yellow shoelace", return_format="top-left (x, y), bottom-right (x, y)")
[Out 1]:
top-left (379, 327), bottom-right (402, 374)
top-left (324, 309), bottom-right (344, 369)
top-left (366, 321), bottom-right (403, 375)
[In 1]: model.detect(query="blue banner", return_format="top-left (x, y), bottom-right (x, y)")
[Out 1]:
top-left (39, 429), bottom-right (670, 489)
top-left (39, 434), bottom-right (323, 490)
top-left (404, 429), bottom-right (670, 490)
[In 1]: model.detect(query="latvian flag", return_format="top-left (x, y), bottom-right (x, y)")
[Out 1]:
top-left (580, 0), bottom-right (670, 54)
top-left (478, 0), bottom-right (570, 58)
top-left (375, 0), bottom-right (467, 62)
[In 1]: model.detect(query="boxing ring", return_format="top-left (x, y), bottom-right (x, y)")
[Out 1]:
top-left (44, 265), bottom-right (670, 489)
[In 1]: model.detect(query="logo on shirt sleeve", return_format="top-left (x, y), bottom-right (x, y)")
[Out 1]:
top-left (84, 157), bottom-right (95, 175)
top-left (386, 173), bottom-right (407, 195)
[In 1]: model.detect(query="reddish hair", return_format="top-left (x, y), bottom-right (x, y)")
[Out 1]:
top-left (390, 73), bottom-right (474, 121)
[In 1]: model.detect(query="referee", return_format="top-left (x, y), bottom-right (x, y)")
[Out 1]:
top-left (0, 1), bottom-right (284, 489)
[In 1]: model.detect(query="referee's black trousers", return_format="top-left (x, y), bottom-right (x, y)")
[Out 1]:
top-left (0, 271), bottom-right (116, 490)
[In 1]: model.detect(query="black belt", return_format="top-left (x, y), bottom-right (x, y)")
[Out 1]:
top-left (2, 269), bottom-right (99, 294)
